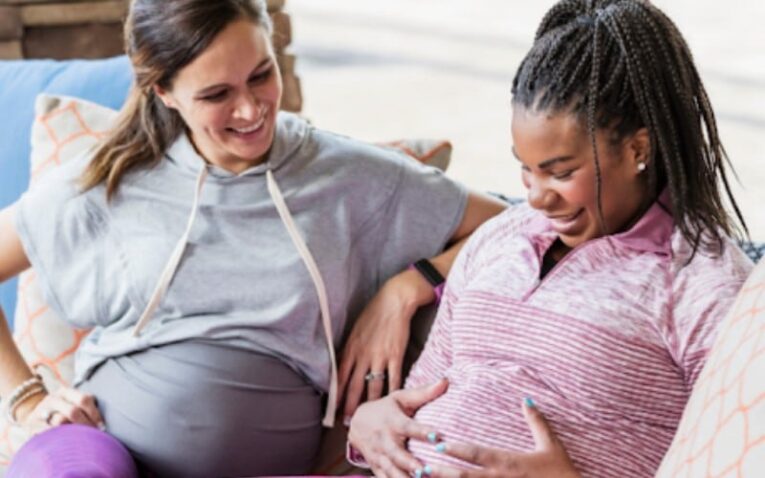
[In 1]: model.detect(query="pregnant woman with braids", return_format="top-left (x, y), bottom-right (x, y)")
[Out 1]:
top-left (346, 1), bottom-right (754, 477)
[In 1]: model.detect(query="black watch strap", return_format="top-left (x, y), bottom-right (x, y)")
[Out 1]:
top-left (412, 258), bottom-right (445, 287)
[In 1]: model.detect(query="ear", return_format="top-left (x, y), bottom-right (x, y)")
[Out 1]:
top-left (625, 127), bottom-right (651, 172)
top-left (153, 84), bottom-right (176, 110)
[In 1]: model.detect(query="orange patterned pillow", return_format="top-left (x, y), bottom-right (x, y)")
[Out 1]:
top-left (0, 94), bottom-right (452, 471)
top-left (0, 95), bottom-right (113, 467)
top-left (655, 259), bottom-right (765, 477)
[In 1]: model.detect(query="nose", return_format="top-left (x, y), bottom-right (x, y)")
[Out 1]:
top-left (525, 176), bottom-right (556, 211)
top-left (233, 91), bottom-right (263, 121)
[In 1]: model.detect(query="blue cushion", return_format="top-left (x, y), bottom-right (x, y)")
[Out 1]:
top-left (0, 56), bottom-right (133, 329)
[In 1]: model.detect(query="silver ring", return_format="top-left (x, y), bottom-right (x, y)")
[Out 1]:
top-left (364, 371), bottom-right (387, 382)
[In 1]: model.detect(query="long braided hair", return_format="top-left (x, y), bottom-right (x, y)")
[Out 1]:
top-left (511, 0), bottom-right (747, 255)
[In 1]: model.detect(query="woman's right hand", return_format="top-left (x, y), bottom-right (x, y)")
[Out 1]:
top-left (348, 379), bottom-right (448, 478)
top-left (17, 387), bottom-right (105, 433)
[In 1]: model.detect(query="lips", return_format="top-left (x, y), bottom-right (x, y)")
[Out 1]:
top-left (227, 109), bottom-right (268, 136)
top-left (546, 209), bottom-right (584, 233)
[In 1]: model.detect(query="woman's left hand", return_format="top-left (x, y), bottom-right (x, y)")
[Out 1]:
top-left (428, 400), bottom-right (580, 478)
top-left (338, 268), bottom-right (433, 423)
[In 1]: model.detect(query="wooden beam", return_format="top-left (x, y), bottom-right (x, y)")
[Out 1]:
top-left (0, 6), bottom-right (22, 41)
top-left (20, 1), bottom-right (127, 26)
top-left (0, 40), bottom-right (23, 59)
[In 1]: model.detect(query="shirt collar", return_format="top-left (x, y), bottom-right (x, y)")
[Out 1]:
top-left (611, 189), bottom-right (674, 255)
top-left (530, 189), bottom-right (674, 256)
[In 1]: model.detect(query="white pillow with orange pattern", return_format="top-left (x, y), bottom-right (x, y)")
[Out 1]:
top-left (655, 257), bottom-right (765, 477)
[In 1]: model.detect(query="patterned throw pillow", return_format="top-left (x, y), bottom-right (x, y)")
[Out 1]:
top-left (655, 259), bottom-right (765, 477)
top-left (0, 93), bottom-right (452, 472)
top-left (0, 95), bottom-right (114, 468)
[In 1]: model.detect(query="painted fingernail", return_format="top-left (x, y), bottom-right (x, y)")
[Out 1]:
top-left (524, 397), bottom-right (536, 408)
top-left (435, 443), bottom-right (447, 453)
top-left (414, 468), bottom-right (423, 478)
top-left (427, 431), bottom-right (439, 444)
top-left (423, 464), bottom-right (434, 475)
top-left (343, 416), bottom-right (351, 427)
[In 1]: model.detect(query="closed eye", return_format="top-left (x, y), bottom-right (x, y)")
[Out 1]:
top-left (248, 68), bottom-right (273, 84)
top-left (200, 89), bottom-right (228, 102)
top-left (553, 169), bottom-right (575, 180)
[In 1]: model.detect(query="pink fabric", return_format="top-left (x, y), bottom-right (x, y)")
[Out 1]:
top-left (400, 198), bottom-right (753, 477)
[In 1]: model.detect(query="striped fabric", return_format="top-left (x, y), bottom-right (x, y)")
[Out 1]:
top-left (405, 198), bottom-right (753, 477)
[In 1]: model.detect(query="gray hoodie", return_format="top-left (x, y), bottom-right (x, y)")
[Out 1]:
top-left (16, 112), bottom-right (467, 394)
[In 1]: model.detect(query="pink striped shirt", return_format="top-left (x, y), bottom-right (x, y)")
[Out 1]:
top-left (405, 198), bottom-right (753, 477)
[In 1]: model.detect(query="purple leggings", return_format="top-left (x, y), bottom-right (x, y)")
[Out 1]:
top-left (7, 424), bottom-right (139, 478)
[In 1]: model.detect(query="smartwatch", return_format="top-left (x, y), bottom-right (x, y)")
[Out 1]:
top-left (410, 258), bottom-right (446, 304)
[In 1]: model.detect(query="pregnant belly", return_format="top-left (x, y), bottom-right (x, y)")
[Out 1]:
top-left (408, 363), bottom-right (673, 478)
top-left (78, 340), bottom-right (322, 478)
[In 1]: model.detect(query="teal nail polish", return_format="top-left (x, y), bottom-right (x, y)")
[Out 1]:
top-left (427, 431), bottom-right (438, 444)
top-left (435, 443), bottom-right (446, 453)
top-left (524, 397), bottom-right (536, 408)
top-left (424, 464), bottom-right (434, 475)
top-left (414, 468), bottom-right (423, 478)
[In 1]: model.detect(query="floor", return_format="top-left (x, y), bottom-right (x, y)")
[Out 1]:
top-left (288, 0), bottom-right (765, 239)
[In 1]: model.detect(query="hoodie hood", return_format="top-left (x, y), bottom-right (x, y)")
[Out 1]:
top-left (164, 111), bottom-right (310, 179)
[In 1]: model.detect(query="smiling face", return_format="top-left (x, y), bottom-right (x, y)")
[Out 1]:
top-left (511, 106), bottom-right (651, 249)
top-left (154, 19), bottom-right (282, 174)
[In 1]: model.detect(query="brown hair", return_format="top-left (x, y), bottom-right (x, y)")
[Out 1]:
top-left (81, 0), bottom-right (272, 200)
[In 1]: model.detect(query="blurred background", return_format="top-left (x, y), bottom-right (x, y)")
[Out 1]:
top-left (290, 0), bottom-right (765, 238)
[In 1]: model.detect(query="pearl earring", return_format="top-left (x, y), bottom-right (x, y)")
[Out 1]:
top-left (637, 162), bottom-right (647, 172)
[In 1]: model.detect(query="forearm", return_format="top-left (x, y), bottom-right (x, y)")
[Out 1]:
top-left (373, 192), bottom-right (505, 317)
top-left (449, 191), bottom-right (507, 243)
top-left (0, 205), bottom-right (44, 419)
top-left (403, 236), bottom-right (469, 308)
top-left (404, 191), bottom-right (507, 307)
top-left (0, 307), bottom-right (37, 397)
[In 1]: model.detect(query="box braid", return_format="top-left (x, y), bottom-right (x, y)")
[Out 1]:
top-left (511, 0), bottom-right (747, 256)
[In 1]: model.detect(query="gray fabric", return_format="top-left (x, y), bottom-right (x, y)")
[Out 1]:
top-left (15, 111), bottom-right (468, 393)
top-left (78, 340), bottom-right (322, 477)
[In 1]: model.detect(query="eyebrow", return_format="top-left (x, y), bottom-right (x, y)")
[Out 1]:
top-left (195, 58), bottom-right (273, 96)
top-left (511, 147), bottom-right (575, 169)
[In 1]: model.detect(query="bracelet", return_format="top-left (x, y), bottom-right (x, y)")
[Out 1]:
top-left (2, 375), bottom-right (46, 425)
top-left (409, 258), bottom-right (446, 305)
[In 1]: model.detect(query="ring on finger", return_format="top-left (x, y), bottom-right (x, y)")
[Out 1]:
top-left (364, 371), bottom-right (387, 382)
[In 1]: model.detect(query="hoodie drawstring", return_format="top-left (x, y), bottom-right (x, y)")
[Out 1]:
top-left (266, 170), bottom-right (338, 427)
top-left (132, 166), bottom-right (338, 427)
top-left (132, 166), bottom-right (208, 337)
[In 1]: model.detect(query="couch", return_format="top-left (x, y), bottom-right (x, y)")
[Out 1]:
top-left (0, 57), bottom-right (763, 476)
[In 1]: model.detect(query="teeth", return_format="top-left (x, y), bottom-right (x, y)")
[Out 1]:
top-left (232, 114), bottom-right (266, 134)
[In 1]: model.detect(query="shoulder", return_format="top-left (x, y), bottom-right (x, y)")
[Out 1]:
top-left (468, 202), bottom-right (540, 248)
top-left (459, 202), bottom-right (540, 266)
top-left (290, 118), bottom-right (455, 198)
top-left (670, 231), bottom-right (754, 313)
top-left (672, 232), bottom-right (753, 284)
top-left (19, 147), bottom-right (107, 214)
